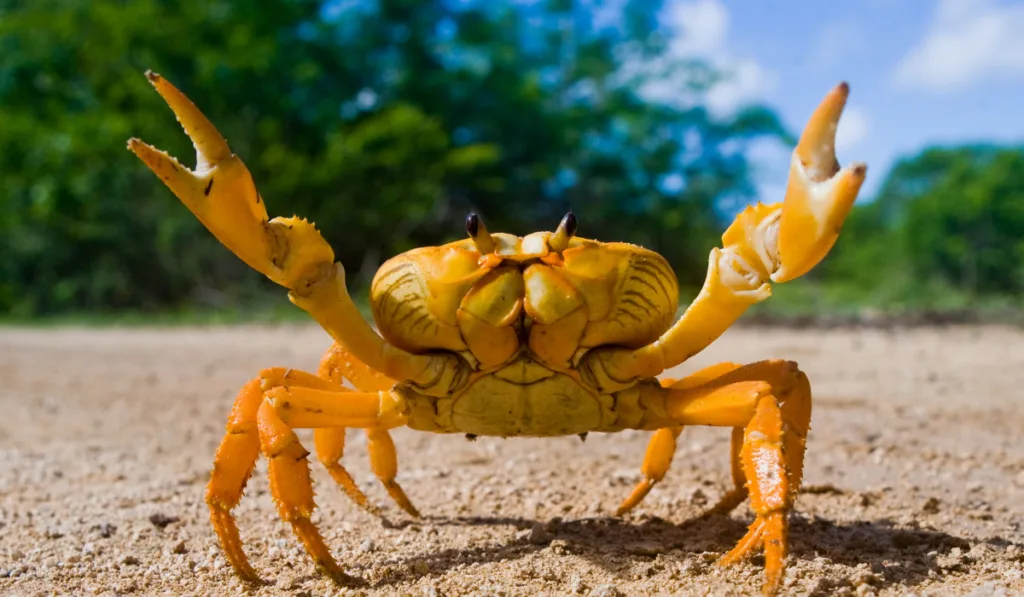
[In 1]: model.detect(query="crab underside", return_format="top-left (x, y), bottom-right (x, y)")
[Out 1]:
top-left (128, 73), bottom-right (865, 596)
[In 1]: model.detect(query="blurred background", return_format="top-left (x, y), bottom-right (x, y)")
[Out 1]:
top-left (2, 0), bottom-right (1023, 323)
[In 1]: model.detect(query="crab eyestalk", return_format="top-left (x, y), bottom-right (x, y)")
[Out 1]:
top-left (466, 212), bottom-right (496, 254)
top-left (548, 211), bottom-right (577, 253)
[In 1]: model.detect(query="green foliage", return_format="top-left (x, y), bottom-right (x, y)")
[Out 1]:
top-left (819, 144), bottom-right (1024, 311)
top-left (0, 0), bottom-right (788, 317)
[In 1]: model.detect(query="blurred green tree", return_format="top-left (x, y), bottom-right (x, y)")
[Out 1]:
top-left (823, 145), bottom-right (1024, 302)
top-left (0, 0), bottom-right (786, 316)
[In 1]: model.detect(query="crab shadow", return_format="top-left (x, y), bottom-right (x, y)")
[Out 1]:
top-left (361, 511), bottom-right (997, 591)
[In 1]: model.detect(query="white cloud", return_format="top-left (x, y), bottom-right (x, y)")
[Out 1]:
top-left (836, 105), bottom-right (869, 153)
top-left (893, 0), bottom-right (1024, 91)
top-left (662, 0), bottom-right (728, 56)
top-left (640, 0), bottom-right (777, 115)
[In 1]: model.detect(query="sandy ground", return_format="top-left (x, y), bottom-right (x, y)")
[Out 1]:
top-left (2, 324), bottom-right (1024, 597)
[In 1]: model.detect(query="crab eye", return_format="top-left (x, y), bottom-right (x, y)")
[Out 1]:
top-left (560, 211), bottom-right (578, 237)
top-left (465, 212), bottom-right (495, 253)
top-left (549, 211), bottom-right (577, 252)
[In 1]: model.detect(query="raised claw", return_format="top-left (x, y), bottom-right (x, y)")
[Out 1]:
top-left (127, 71), bottom-right (334, 289)
top-left (772, 81), bottom-right (867, 283)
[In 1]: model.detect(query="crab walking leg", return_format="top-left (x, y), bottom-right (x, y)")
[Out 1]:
top-left (671, 362), bottom-right (751, 516)
top-left (267, 359), bottom-right (396, 518)
top-left (319, 342), bottom-right (396, 392)
top-left (715, 396), bottom-right (795, 597)
top-left (366, 427), bottom-right (421, 517)
top-left (204, 366), bottom-right (350, 583)
top-left (616, 426), bottom-right (683, 515)
top-left (312, 343), bottom-right (385, 514)
top-left (703, 427), bottom-right (749, 516)
top-left (617, 362), bottom-right (743, 515)
top-left (315, 343), bottom-right (420, 517)
top-left (312, 428), bottom-right (377, 514)
top-left (127, 71), bottom-right (453, 391)
top-left (205, 378), bottom-right (264, 583)
top-left (660, 360), bottom-right (812, 597)
top-left (314, 427), bottom-right (421, 519)
top-left (258, 384), bottom-right (405, 582)
top-left (205, 366), bottom-right (396, 583)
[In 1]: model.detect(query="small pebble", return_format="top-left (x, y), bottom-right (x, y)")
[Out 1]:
top-left (149, 513), bottom-right (179, 529)
top-left (590, 584), bottom-right (623, 597)
top-left (527, 523), bottom-right (553, 545)
top-left (121, 555), bottom-right (140, 566)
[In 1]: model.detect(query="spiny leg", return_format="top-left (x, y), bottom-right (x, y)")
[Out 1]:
top-left (312, 424), bottom-right (421, 518)
top-left (616, 426), bottom-right (683, 515)
top-left (702, 359), bottom-right (811, 508)
top-left (317, 343), bottom-right (419, 517)
top-left (259, 401), bottom-right (351, 583)
top-left (205, 378), bottom-right (264, 584)
top-left (205, 366), bottom-right (393, 583)
top-left (660, 360), bottom-right (811, 597)
top-left (203, 366), bottom-right (357, 583)
top-left (319, 341), bottom-right (396, 393)
top-left (313, 428), bottom-right (378, 515)
top-left (702, 426), bottom-right (748, 517)
top-left (258, 382), bottom-right (400, 582)
top-left (313, 344), bottom-right (385, 515)
top-left (677, 362), bottom-right (752, 516)
top-left (715, 396), bottom-right (793, 596)
top-left (367, 427), bottom-right (421, 517)
top-left (616, 362), bottom-right (741, 515)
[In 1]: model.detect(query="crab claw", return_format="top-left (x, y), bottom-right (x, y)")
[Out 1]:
top-left (771, 82), bottom-right (867, 283)
top-left (127, 71), bottom-right (333, 289)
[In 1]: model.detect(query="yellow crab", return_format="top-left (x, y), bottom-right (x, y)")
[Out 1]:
top-left (128, 72), bottom-right (865, 596)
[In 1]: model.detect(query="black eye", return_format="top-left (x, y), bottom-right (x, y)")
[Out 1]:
top-left (466, 212), bottom-right (480, 237)
top-left (560, 211), bottom-right (577, 237)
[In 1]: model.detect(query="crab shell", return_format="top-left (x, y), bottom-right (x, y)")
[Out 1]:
top-left (371, 232), bottom-right (677, 370)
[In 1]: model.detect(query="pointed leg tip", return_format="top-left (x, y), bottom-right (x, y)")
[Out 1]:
top-left (239, 571), bottom-right (266, 586)
top-left (762, 579), bottom-right (782, 597)
top-left (320, 563), bottom-right (360, 586)
top-left (400, 500), bottom-right (423, 519)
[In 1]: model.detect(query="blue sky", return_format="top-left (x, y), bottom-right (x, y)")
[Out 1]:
top-left (655, 0), bottom-right (1024, 200)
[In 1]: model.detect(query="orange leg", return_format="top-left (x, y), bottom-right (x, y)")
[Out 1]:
top-left (204, 367), bottom-right (346, 584)
top-left (616, 426), bottom-right (683, 515)
top-left (316, 344), bottom-right (419, 517)
top-left (205, 378), bottom-right (264, 583)
top-left (617, 362), bottom-right (742, 515)
top-left (661, 360), bottom-right (811, 597)
top-left (257, 378), bottom-right (398, 582)
top-left (313, 428), bottom-right (378, 515)
top-left (703, 426), bottom-right (749, 516)
top-left (205, 366), bottom-right (396, 584)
